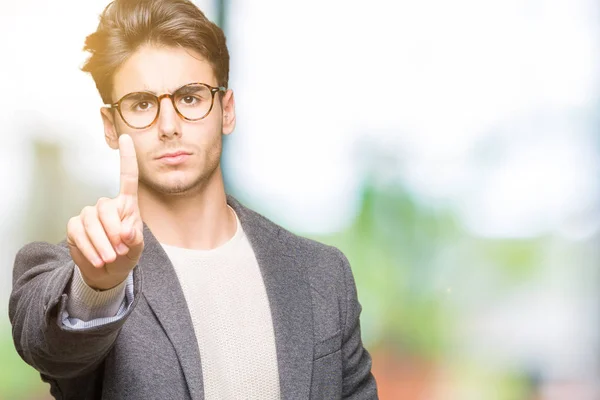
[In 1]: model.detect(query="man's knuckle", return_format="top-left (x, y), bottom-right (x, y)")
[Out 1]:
top-left (81, 205), bottom-right (95, 218)
top-left (82, 213), bottom-right (96, 230)
top-left (96, 197), bottom-right (111, 211)
top-left (67, 216), bottom-right (78, 230)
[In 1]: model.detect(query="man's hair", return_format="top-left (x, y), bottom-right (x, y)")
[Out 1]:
top-left (82, 0), bottom-right (229, 104)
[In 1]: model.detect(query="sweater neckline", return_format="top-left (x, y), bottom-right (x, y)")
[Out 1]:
top-left (159, 206), bottom-right (243, 258)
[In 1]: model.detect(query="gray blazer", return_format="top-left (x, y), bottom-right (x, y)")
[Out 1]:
top-left (9, 195), bottom-right (378, 399)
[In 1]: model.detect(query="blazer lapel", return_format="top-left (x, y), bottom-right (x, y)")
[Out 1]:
top-left (139, 225), bottom-right (205, 400)
top-left (228, 195), bottom-right (314, 399)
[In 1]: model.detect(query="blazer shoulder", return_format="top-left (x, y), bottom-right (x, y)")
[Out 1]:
top-left (231, 196), bottom-right (349, 279)
top-left (280, 226), bottom-right (343, 260)
top-left (275, 223), bottom-right (350, 283)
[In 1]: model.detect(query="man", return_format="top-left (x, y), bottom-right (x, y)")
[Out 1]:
top-left (9, 0), bottom-right (377, 398)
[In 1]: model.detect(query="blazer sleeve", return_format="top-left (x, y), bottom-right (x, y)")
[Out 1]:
top-left (8, 240), bottom-right (142, 379)
top-left (338, 249), bottom-right (379, 399)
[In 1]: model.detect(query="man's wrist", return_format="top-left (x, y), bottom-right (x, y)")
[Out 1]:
top-left (66, 266), bottom-right (128, 321)
top-left (80, 269), bottom-right (130, 291)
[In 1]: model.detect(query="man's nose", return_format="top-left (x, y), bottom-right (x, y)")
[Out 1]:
top-left (157, 95), bottom-right (181, 138)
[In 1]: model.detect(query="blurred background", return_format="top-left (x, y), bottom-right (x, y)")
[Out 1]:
top-left (1, 0), bottom-right (599, 399)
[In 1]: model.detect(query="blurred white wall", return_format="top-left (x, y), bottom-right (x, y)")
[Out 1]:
top-left (226, 0), bottom-right (600, 237)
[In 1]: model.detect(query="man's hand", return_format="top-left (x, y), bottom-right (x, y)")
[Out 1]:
top-left (66, 134), bottom-right (144, 290)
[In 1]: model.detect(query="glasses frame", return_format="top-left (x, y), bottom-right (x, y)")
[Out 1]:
top-left (106, 82), bottom-right (227, 129)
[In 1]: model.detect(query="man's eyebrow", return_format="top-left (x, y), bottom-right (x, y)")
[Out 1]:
top-left (123, 84), bottom-right (204, 97)
top-left (175, 85), bottom-right (205, 95)
top-left (117, 89), bottom-right (157, 98)
top-left (127, 91), bottom-right (156, 99)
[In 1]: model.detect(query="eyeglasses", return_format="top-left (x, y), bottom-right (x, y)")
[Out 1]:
top-left (106, 82), bottom-right (226, 129)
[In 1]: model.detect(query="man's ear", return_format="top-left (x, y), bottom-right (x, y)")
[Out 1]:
top-left (101, 107), bottom-right (119, 149)
top-left (221, 89), bottom-right (236, 136)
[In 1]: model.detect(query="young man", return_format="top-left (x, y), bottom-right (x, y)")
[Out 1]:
top-left (9, 0), bottom-right (377, 398)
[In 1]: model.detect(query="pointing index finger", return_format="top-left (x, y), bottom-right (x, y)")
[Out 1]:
top-left (119, 134), bottom-right (139, 198)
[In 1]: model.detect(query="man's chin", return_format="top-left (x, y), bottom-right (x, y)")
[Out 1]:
top-left (161, 185), bottom-right (196, 195)
top-left (140, 165), bottom-right (217, 196)
top-left (142, 178), bottom-right (205, 197)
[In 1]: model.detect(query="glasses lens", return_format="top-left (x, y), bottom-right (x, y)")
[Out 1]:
top-left (173, 84), bottom-right (213, 120)
top-left (119, 92), bottom-right (159, 128)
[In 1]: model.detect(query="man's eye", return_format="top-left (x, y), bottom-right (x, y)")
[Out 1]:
top-left (134, 101), bottom-right (153, 110)
top-left (181, 96), bottom-right (200, 105)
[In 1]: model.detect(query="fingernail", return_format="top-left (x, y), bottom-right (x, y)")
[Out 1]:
top-left (102, 251), bottom-right (116, 263)
top-left (116, 243), bottom-right (128, 255)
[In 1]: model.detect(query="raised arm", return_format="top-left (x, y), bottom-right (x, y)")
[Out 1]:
top-left (9, 134), bottom-right (144, 379)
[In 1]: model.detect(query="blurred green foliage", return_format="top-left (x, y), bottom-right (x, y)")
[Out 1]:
top-left (312, 183), bottom-right (457, 358)
top-left (310, 181), bottom-right (548, 398)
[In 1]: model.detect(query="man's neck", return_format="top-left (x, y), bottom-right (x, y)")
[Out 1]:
top-left (137, 168), bottom-right (236, 250)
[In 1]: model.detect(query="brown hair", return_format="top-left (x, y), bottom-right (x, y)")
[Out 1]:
top-left (82, 0), bottom-right (229, 104)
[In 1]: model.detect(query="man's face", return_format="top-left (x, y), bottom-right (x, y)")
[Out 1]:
top-left (101, 44), bottom-right (235, 196)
